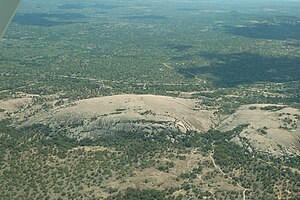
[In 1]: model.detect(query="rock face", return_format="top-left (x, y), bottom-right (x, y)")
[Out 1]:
top-left (218, 104), bottom-right (300, 156)
top-left (23, 95), bottom-right (214, 139)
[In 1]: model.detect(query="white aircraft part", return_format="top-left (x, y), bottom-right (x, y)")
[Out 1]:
top-left (0, 0), bottom-right (21, 39)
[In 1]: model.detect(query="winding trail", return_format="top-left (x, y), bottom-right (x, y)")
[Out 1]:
top-left (209, 142), bottom-right (250, 200)
top-left (161, 62), bottom-right (173, 70)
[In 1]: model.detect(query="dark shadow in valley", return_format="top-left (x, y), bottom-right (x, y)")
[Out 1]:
top-left (58, 3), bottom-right (120, 10)
top-left (287, 42), bottom-right (300, 47)
top-left (57, 4), bottom-right (86, 9)
top-left (172, 55), bottom-right (194, 61)
top-left (13, 13), bottom-right (87, 27)
top-left (225, 21), bottom-right (300, 40)
top-left (166, 44), bottom-right (194, 52)
top-left (176, 53), bottom-right (300, 87)
top-left (122, 15), bottom-right (167, 20)
top-left (177, 8), bottom-right (201, 11)
top-left (94, 4), bottom-right (120, 9)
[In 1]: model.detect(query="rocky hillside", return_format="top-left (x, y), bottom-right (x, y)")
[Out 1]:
top-left (218, 104), bottom-right (300, 156)
top-left (21, 95), bottom-right (215, 139)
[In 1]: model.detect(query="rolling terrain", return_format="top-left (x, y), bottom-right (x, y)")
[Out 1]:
top-left (22, 95), bottom-right (215, 138)
top-left (0, 94), bottom-right (299, 199)
top-left (0, 0), bottom-right (299, 199)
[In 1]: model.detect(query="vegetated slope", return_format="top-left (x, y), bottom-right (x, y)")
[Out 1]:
top-left (1, 119), bottom-right (299, 200)
top-left (218, 104), bottom-right (300, 156)
top-left (22, 94), bottom-right (215, 139)
top-left (1, 95), bottom-right (299, 158)
top-left (0, 95), bottom-right (300, 199)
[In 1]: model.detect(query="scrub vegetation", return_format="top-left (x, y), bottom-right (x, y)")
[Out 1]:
top-left (0, 0), bottom-right (299, 199)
